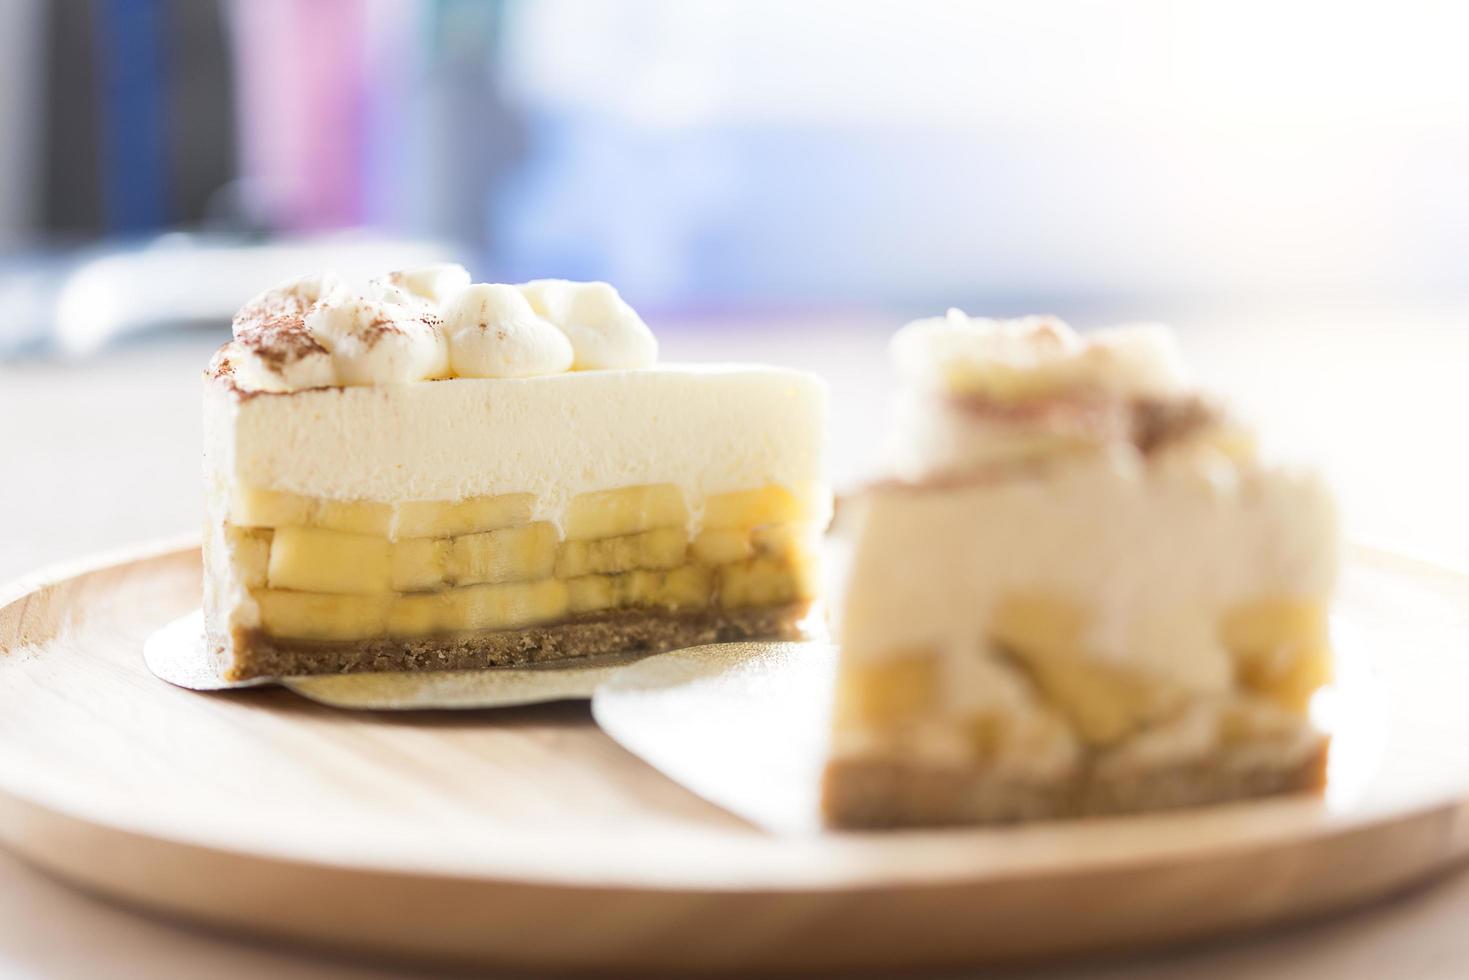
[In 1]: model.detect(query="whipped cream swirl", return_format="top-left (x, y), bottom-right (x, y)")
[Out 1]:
top-left (444, 284), bottom-right (574, 379)
top-left (218, 265), bottom-right (658, 392)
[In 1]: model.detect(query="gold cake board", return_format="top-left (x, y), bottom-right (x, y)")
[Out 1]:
top-left (1, 540), bottom-right (1467, 974)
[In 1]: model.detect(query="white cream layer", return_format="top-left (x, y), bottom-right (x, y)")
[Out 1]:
top-left (836, 451), bottom-right (1337, 696)
top-left (204, 364), bottom-right (829, 527)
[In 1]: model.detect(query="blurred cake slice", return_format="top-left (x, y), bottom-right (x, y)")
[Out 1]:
top-left (823, 312), bottom-right (1335, 828)
top-left (204, 268), bottom-right (829, 680)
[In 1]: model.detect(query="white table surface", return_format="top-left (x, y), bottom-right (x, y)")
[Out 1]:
top-left (3, 307), bottom-right (1468, 978)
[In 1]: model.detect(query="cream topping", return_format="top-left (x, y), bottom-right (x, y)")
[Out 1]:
top-left (444, 284), bottom-right (575, 379)
top-left (891, 310), bottom-right (1187, 401)
top-left (885, 313), bottom-right (1225, 480)
top-left (232, 271), bottom-right (352, 333)
top-left (305, 296), bottom-right (450, 385)
top-left (519, 279), bottom-right (659, 371)
top-left (225, 317), bottom-right (336, 394)
top-left (215, 267), bottom-right (658, 391)
top-left (371, 263), bottom-right (473, 308)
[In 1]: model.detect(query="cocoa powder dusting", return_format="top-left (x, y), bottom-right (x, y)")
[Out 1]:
top-left (1130, 396), bottom-right (1216, 454)
top-left (235, 314), bottom-right (327, 368)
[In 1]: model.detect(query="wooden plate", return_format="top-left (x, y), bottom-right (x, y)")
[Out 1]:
top-left (3, 540), bottom-right (1469, 974)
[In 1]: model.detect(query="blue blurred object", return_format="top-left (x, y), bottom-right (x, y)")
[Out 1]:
top-left (95, 0), bottom-right (169, 233)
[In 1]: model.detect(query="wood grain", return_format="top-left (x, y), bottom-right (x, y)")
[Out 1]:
top-left (2, 542), bottom-right (1469, 973)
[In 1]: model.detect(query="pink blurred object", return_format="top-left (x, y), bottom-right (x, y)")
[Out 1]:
top-left (229, 0), bottom-right (368, 231)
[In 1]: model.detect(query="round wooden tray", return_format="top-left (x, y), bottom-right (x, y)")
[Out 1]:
top-left (3, 540), bottom-right (1469, 974)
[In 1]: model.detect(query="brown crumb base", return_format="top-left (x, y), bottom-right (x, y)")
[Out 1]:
top-left (822, 739), bottom-right (1329, 829)
top-left (215, 602), bottom-right (812, 681)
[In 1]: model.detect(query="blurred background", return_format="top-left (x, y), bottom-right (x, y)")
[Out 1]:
top-left (4, 0), bottom-right (1469, 351)
top-left (2, 0), bottom-right (1468, 570)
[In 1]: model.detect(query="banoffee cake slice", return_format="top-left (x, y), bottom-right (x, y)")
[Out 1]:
top-left (204, 267), bottom-right (829, 680)
top-left (823, 312), bottom-right (1336, 828)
